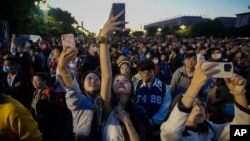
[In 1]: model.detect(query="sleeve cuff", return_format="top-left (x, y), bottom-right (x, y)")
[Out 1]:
top-left (235, 101), bottom-right (250, 114)
top-left (177, 98), bottom-right (192, 113)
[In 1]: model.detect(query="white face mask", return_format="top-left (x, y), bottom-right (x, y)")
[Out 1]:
top-left (146, 54), bottom-right (151, 59)
top-left (212, 53), bottom-right (222, 60)
top-left (93, 46), bottom-right (98, 52)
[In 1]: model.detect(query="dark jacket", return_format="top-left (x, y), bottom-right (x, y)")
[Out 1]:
top-left (2, 72), bottom-right (33, 109)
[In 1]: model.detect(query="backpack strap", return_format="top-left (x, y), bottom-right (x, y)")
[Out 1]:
top-left (161, 81), bottom-right (166, 97)
top-left (43, 87), bottom-right (51, 98)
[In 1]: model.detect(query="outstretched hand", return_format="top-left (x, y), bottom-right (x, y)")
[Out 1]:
top-left (191, 61), bottom-right (220, 88)
top-left (99, 8), bottom-right (128, 37)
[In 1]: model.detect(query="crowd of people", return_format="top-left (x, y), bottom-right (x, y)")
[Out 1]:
top-left (0, 8), bottom-right (250, 141)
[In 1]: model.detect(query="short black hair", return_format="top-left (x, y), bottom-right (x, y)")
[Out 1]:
top-left (4, 56), bottom-right (18, 66)
top-left (52, 45), bottom-right (63, 53)
top-left (136, 59), bottom-right (155, 71)
top-left (110, 43), bottom-right (119, 49)
top-left (32, 72), bottom-right (48, 81)
top-left (184, 53), bottom-right (197, 60)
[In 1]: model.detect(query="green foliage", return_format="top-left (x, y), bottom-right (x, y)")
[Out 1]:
top-left (132, 31), bottom-right (144, 37)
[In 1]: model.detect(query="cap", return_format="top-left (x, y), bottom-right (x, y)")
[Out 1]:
top-left (118, 60), bottom-right (131, 67)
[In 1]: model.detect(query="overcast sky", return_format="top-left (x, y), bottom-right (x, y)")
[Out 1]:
top-left (47, 0), bottom-right (250, 33)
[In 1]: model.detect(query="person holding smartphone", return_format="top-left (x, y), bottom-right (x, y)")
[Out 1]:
top-left (160, 61), bottom-right (250, 141)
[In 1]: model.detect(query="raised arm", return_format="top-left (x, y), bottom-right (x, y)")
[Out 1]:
top-left (181, 61), bottom-right (219, 108)
top-left (99, 9), bottom-right (126, 116)
top-left (57, 46), bottom-right (77, 87)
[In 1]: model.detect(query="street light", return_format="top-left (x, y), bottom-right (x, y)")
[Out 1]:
top-left (157, 27), bottom-right (162, 32)
top-left (180, 24), bottom-right (186, 38)
top-left (35, 0), bottom-right (49, 23)
top-left (180, 24), bottom-right (186, 30)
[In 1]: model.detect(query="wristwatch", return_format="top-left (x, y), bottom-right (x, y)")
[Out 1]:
top-left (96, 36), bottom-right (110, 44)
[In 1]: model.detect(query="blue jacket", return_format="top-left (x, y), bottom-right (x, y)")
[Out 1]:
top-left (136, 78), bottom-right (172, 126)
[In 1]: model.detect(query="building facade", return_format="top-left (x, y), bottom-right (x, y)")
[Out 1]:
top-left (144, 16), bottom-right (210, 29)
top-left (235, 12), bottom-right (250, 28)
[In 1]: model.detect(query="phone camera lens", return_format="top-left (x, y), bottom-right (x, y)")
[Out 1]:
top-left (224, 64), bottom-right (232, 72)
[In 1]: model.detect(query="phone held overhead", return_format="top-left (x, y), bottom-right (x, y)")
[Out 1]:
top-left (202, 62), bottom-right (233, 78)
top-left (61, 33), bottom-right (76, 49)
top-left (112, 3), bottom-right (125, 29)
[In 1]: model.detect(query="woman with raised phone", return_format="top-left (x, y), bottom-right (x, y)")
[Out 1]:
top-left (98, 7), bottom-right (149, 141)
top-left (160, 61), bottom-right (250, 141)
top-left (57, 6), bottom-right (146, 141)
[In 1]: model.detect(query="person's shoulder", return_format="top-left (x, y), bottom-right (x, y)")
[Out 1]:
top-left (2, 96), bottom-right (29, 114)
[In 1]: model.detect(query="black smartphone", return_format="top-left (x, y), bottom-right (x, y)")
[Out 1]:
top-left (112, 3), bottom-right (125, 29)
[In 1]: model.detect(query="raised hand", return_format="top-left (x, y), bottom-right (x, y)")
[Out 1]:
top-left (191, 61), bottom-right (220, 88)
top-left (99, 8), bottom-right (127, 37)
top-left (57, 46), bottom-right (78, 70)
top-left (224, 73), bottom-right (246, 95)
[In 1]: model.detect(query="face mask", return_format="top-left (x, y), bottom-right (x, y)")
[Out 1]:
top-left (146, 54), bottom-right (151, 59)
top-left (213, 53), bottom-right (222, 60)
top-left (3, 66), bottom-right (11, 73)
top-left (153, 59), bottom-right (159, 64)
top-left (93, 46), bottom-right (98, 52)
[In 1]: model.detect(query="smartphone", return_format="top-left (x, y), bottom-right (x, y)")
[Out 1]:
top-left (61, 33), bottom-right (75, 48)
top-left (202, 62), bottom-right (233, 78)
top-left (112, 3), bottom-right (125, 29)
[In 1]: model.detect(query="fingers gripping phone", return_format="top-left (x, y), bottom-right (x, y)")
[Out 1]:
top-left (112, 3), bottom-right (125, 29)
top-left (202, 62), bottom-right (233, 78)
top-left (61, 33), bottom-right (75, 49)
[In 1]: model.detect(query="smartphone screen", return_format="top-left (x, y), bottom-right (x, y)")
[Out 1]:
top-left (61, 33), bottom-right (75, 48)
top-left (112, 3), bottom-right (125, 29)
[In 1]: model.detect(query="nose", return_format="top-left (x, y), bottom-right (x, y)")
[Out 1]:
top-left (193, 104), bottom-right (201, 111)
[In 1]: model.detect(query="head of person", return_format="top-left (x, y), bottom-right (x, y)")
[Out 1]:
top-left (112, 74), bottom-right (135, 106)
top-left (16, 43), bottom-right (25, 54)
top-left (171, 47), bottom-right (180, 56)
top-left (116, 55), bottom-right (127, 65)
top-left (3, 56), bottom-right (18, 74)
top-left (160, 53), bottom-right (167, 61)
top-left (87, 40), bottom-right (98, 55)
top-left (2, 50), bottom-right (12, 60)
top-left (32, 73), bottom-right (47, 89)
top-left (118, 60), bottom-right (131, 76)
top-left (136, 59), bottom-right (155, 82)
top-left (29, 46), bottom-right (36, 57)
top-left (198, 46), bottom-right (207, 55)
top-left (186, 46), bottom-right (195, 54)
top-left (209, 47), bottom-right (222, 61)
top-left (171, 95), bottom-right (207, 129)
top-left (183, 53), bottom-right (197, 69)
top-left (80, 71), bottom-right (101, 96)
top-left (110, 43), bottom-right (119, 53)
top-left (151, 54), bottom-right (159, 65)
top-left (52, 45), bottom-right (63, 59)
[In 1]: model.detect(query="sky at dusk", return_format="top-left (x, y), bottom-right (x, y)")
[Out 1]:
top-left (47, 0), bottom-right (250, 33)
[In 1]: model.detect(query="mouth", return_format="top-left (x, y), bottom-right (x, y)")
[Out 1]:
top-left (118, 85), bottom-right (125, 89)
top-left (195, 113), bottom-right (203, 118)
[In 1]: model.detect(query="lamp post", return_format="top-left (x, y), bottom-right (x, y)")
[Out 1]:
top-left (34, 0), bottom-right (49, 23)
